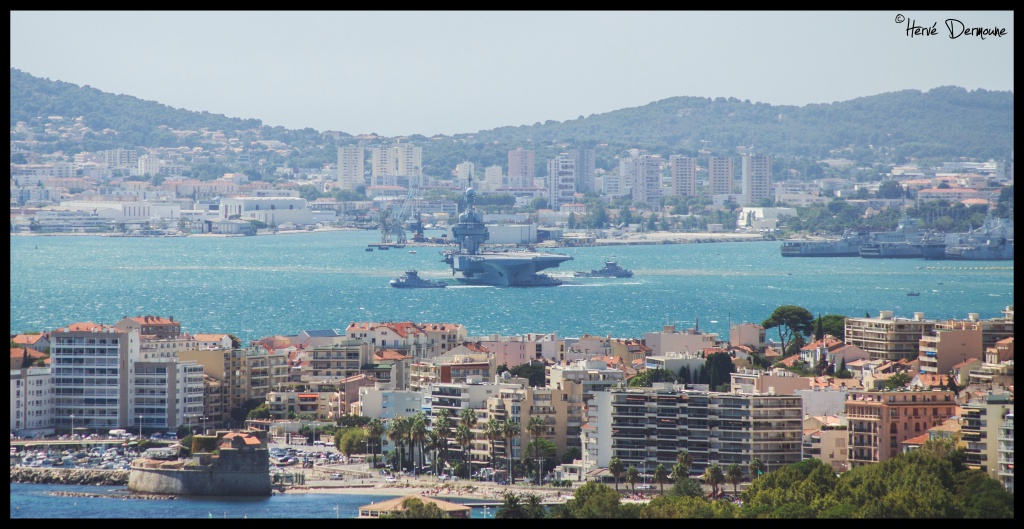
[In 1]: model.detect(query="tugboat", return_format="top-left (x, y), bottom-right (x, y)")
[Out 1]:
top-left (574, 260), bottom-right (634, 278)
top-left (390, 270), bottom-right (447, 289)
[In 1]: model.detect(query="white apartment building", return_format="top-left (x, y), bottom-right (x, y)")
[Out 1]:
top-left (708, 156), bottom-right (735, 195)
top-left (642, 324), bottom-right (719, 356)
top-left (50, 323), bottom-right (140, 433)
top-left (472, 332), bottom-right (563, 366)
top-left (742, 154), bottom-right (772, 205)
top-left (546, 154), bottom-right (576, 208)
top-left (370, 141), bottom-right (423, 187)
top-left (581, 385), bottom-right (804, 480)
top-left (455, 161), bottom-right (475, 188)
top-left (620, 151), bottom-right (663, 205)
top-left (337, 144), bottom-right (365, 190)
top-left (668, 155), bottom-right (698, 197)
top-left (10, 366), bottom-right (54, 437)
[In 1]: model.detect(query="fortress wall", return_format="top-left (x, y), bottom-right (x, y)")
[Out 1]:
top-left (128, 449), bottom-right (271, 496)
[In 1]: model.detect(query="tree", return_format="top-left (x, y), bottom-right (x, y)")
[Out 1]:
top-left (502, 419), bottom-right (519, 485)
top-left (703, 463), bottom-right (724, 500)
top-left (609, 457), bottom-right (625, 492)
top-left (387, 416), bottom-right (410, 472)
top-left (814, 314), bottom-right (848, 341)
top-left (748, 457), bottom-right (765, 479)
top-left (495, 491), bottom-right (528, 519)
top-left (485, 417), bottom-right (503, 472)
top-left (365, 418), bottom-right (385, 467)
top-left (676, 450), bottom-right (694, 476)
top-left (653, 463), bottom-right (669, 494)
top-left (725, 463), bottom-right (744, 496)
top-left (625, 466), bottom-right (641, 493)
top-left (762, 305), bottom-right (815, 354)
top-left (883, 371), bottom-right (912, 389)
top-left (455, 423), bottom-right (474, 480)
top-left (526, 416), bottom-right (547, 485)
top-left (408, 412), bottom-right (428, 474)
top-left (432, 408), bottom-right (452, 473)
top-left (704, 352), bottom-right (736, 390)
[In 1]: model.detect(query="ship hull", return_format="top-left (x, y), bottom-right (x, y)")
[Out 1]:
top-left (451, 252), bottom-right (572, 286)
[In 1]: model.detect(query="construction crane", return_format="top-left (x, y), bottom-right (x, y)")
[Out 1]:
top-left (378, 184), bottom-right (419, 245)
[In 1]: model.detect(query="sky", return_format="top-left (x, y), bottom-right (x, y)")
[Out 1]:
top-left (10, 10), bottom-right (1015, 138)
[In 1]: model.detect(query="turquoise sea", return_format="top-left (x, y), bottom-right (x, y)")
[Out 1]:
top-left (9, 230), bottom-right (1014, 342)
top-left (9, 483), bottom-right (497, 519)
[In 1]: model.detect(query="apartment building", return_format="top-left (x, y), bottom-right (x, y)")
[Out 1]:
top-left (568, 148), bottom-right (596, 194)
top-left (968, 337), bottom-right (1014, 387)
top-left (337, 144), bottom-right (365, 190)
top-left (581, 385), bottom-right (803, 480)
top-left (115, 315), bottom-right (182, 339)
top-left (708, 156), bottom-right (735, 195)
top-left (507, 148), bottom-right (535, 189)
top-left (409, 350), bottom-right (495, 393)
top-left (643, 324), bottom-right (719, 356)
top-left (133, 356), bottom-right (205, 433)
top-left (485, 378), bottom-right (585, 464)
top-left (178, 344), bottom-right (289, 424)
top-left (10, 366), bottom-right (53, 437)
top-left (346, 321), bottom-right (466, 360)
top-left (370, 141), bottom-right (422, 187)
top-left (741, 154), bottom-right (772, 205)
top-left (668, 155), bottom-right (697, 197)
top-left (845, 388), bottom-right (957, 469)
top-left (961, 392), bottom-right (1014, 483)
top-left (545, 154), bottom-right (576, 208)
top-left (472, 332), bottom-right (562, 366)
top-left (917, 321), bottom-right (984, 375)
top-left (302, 339), bottom-right (374, 381)
top-left (50, 323), bottom-right (139, 433)
top-left (997, 412), bottom-right (1013, 492)
top-left (619, 151), bottom-right (662, 205)
top-left (546, 359), bottom-right (625, 401)
top-left (266, 385), bottom-right (341, 421)
top-left (730, 367), bottom-right (811, 396)
top-left (845, 310), bottom-right (936, 362)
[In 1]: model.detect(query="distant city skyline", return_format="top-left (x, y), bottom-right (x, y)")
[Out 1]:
top-left (10, 11), bottom-right (1014, 137)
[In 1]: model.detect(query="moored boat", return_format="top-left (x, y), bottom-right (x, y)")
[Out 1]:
top-left (390, 270), bottom-right (447, 288)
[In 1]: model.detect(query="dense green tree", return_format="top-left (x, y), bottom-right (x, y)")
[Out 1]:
top-left (627, 367), bottom-right (677, 387)
top-left (365, 418), bottom-right (385, 466)
top-left (703, 463), bottom-right (725, 500)
top-left (653, 463), bottom-right (669, 494)
top-left (704, 352), bottom-right (736, 390)
top-left (814, 314), bottom-right (847, 341)
top-left (625, 466), bottom-right (641, 493)
top-left (725, 463), bottom-right (745, 497)
top-left (509, 361), bottom-right (547, 387)
top-left (762, 305), bottom-right (815, 354)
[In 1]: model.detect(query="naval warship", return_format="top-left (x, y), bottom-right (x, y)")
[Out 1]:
top-left (443, 183), bottom-right (572, 286)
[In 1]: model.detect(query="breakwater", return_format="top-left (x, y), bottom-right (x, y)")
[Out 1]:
top-left (10, 466), bottom-right (128, 486)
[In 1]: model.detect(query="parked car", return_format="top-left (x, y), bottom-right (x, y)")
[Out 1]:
top-left (330, 473), bottom-right (343, 480)
top-left (385, 476), bottom-right (397, 483)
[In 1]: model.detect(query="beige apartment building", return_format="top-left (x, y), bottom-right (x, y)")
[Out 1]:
top-left (178, 344), bottom-right (289, 425)
top-left (845, 388), bottom-right (957, 469)
top-left (961, 392), bottom-right (1014, 483)
top-left (409, 349), bottom-right (494, 392)
top-left (917, 321), bottom-right (984, 375)
top-left (845, 310), bottom-right (936, 362)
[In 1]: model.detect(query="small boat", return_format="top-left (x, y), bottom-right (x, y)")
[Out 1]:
top-left (390, 270), bottom-right (447, 289)
top-left (574, 260), bottom-right (634, 278)
top-left (365, 247), bottom-right (373, 252)
top-left (408, 250), bottom-right (417, 254)
top-left (907, 292), bottom-right (920, 296)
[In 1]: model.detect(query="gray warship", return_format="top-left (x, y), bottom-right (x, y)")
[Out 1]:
top-left (443, 183), bottom-right (572, 286)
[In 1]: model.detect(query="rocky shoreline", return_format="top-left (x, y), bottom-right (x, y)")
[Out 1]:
top-left (10, 466), bottom-right (129, 486)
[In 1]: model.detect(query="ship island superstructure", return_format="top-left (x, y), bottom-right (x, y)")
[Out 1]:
top-left (444, 184), bottom-right (572, 286)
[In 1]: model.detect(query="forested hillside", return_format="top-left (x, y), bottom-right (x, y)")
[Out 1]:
top-left (10, 68), bottom-right (1013, 176)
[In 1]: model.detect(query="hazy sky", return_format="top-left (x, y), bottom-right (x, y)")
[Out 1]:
top-left (10, 11), bottom-right (1014, 137)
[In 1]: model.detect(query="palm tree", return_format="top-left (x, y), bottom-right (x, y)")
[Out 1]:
top-left (676, 450), bottom-right (693, 475)
top-left (501, 419), bottom-right (519, 485)
top-left (748, 457), bottom-right (765, 480)
top-left (522, 492), bottom-right (545, 518)
top-left (365, 418), bottom-right (385, 467)
top-left (495, 492), bottom-right (527, 519)
top-left (387, 416), bottom-right (410, 473)
top-left (653, 463), bottom-right (669, 494)
top-left (703, 463), bottom-right (724, 500)
top-left (426, 429), bottom-right (445, 477)
top-left (725, 463), bottom-right (744, 497)
top-left (432, 408), bottom-right (452, 473)
top-left (455, 423), bottom-right (474, 480)
top-left (526, 416), bottom-right (546, 485)
top-left (625, 465), bottom-right (641, 493)
top-left (485, 418), bottom-right (502, 475)
top-left (409, 412), bottom-right (428, 475)
top-left (458, 409), bottom-right (478, 476)
top-left (608, 457), bottom-right (625, 492)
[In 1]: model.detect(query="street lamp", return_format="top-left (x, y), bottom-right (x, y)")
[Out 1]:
top-left (202, 416), bottom-right (208, 435)
top-left (69, 414), bottom-right (75, 437)
top-left (138, 415), bottom-right (144, 440)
